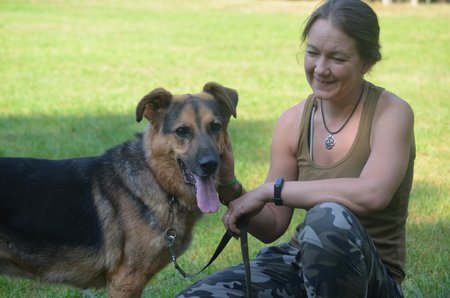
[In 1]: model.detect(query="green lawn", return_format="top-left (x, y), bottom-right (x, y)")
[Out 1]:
top-left (0, 0), bottom-right (448, 297)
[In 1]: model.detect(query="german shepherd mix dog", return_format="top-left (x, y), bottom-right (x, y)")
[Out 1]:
top-left (0, 82), bottom-right (238, 297)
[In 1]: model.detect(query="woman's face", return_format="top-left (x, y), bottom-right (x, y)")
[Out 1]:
top-left (304, 18), bottom-right (368, 103)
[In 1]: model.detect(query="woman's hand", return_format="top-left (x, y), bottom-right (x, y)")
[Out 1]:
top-left (223, 184), bottom-right (269, 236)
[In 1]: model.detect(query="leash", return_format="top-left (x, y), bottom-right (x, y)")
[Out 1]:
top-left (166, 226), bottom-right (232, 279)
top-left (166, 225), bottom-right (252, 297)
top-left (239, 222), bottom-right (252, 298)
top-left (166, 198), bottom-right (252, 297)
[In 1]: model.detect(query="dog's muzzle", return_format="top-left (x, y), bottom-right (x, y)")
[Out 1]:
top-left (177, 159), bottom-right (220, 214)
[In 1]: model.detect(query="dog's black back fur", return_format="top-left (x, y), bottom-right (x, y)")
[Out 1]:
top-left (0, 155), bottom-right (104, 250)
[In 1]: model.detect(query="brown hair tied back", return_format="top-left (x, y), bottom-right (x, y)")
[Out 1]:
top-left (301, 0), bottom-right (381, 71)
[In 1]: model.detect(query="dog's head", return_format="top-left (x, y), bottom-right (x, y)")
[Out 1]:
top-left (136, 82), bottom-right (238, 213)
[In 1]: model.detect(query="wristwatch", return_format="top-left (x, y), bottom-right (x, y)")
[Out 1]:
top-left (273, 177), bottom-right (284, 206)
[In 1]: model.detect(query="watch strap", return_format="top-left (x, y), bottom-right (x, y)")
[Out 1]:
top-left (273, 177), bottom-right (284, 206)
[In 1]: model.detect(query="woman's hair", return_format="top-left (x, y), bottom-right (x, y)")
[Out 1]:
top-left (301, 0), bottom-right (381, 68)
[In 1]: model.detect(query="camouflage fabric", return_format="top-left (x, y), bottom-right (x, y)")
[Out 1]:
top-left (177, 202), bottom-right (403, 298)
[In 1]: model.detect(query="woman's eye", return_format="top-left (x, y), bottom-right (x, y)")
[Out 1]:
top-left (332, 56), bottom-right (347, 63)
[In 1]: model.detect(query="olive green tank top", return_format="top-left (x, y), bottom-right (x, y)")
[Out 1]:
top-left (290, 81), bottom-right (415, 283)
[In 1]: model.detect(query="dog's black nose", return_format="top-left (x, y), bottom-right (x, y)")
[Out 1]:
top-left (199, 158), bottom-right (218, 175)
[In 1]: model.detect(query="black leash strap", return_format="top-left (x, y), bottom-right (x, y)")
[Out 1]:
top-left (166, 221), bottom-right (252, 297)
top-left (239, 223), bottom-right (252, 298)
top-left (166, 227), bottom-right (232, 278)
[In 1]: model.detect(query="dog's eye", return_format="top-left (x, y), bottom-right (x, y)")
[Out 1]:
top-left (210, 122), bottom-right (222, 133)
top-left (175, 126), bottom-right (190, 137)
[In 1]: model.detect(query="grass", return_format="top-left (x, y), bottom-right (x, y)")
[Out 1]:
top-left (0, 0), bottom-right (449, 297)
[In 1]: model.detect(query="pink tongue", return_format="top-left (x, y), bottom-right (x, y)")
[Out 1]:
top-left (194, 175), bottom-right (220, 213)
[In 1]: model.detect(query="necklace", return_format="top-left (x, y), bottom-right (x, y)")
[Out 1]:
top-left (320, 84), bottom-right (364, 150)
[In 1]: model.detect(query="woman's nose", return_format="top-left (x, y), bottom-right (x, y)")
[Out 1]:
top-left (314, 56), bottom-right (330, 75)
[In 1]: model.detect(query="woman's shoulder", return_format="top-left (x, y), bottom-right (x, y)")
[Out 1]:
top-left (272, 97), bottom-right (310, 154)
top-left (376, 88), bottom-right (414, 119)
top-left (368, 82), bottom-right (413, 115)
top-left (277, 96), bottom-right (311, 127)
top-left (371, 86), bottom-right (414, 136)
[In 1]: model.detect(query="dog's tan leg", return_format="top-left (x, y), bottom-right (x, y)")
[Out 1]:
top-left (107, 266), bottom-right (152, 298)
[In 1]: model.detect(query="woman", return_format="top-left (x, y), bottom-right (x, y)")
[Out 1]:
top-left (178, 0), bottom-right (415, 297)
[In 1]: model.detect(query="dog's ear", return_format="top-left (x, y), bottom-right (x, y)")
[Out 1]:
top-left (203, 82), bottom-right (238, 118)
top-left (136, 88), bottom-right (173, 123)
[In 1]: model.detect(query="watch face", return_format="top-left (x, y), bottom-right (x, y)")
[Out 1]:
top-left (275, 177), bottom-right (283, 186)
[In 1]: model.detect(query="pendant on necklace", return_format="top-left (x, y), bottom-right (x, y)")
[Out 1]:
top-left (325, 134), bottom-right (336, 150)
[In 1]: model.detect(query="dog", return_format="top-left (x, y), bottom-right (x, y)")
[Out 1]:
top-left (0, 82), bottom-right (238, 297)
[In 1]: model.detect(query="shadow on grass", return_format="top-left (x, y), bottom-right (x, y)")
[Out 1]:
top-left (404, 180), bottom-right (449, 298)
top-left (0, 114), bottom-right (141, 158)
top-left (0, 114), bottom-right (274, 162)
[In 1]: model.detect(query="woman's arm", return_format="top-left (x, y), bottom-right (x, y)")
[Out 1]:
top-left (225, 91), bottom-right (414, 241)
top-left (277, 91), bottom-right (414, 215)
top-left (225, 103), bottom-right (303, 242)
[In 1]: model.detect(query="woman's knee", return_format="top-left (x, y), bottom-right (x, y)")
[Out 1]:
top-left (298, 202), bottom-right (361, 251)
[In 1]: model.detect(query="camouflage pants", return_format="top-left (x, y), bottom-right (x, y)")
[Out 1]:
top-left (177, 202), bottom-right (403, 298)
